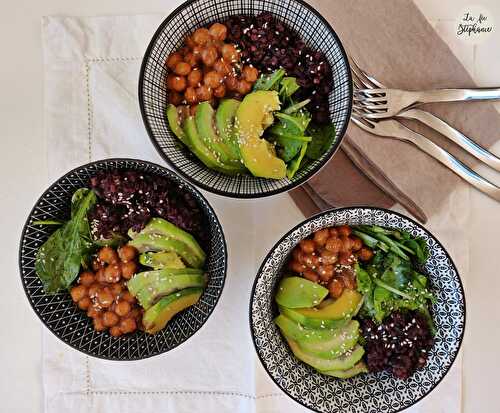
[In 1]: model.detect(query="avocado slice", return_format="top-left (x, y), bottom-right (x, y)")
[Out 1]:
top-left (127, 268), bottom-right (203, 296)
top-left (287, 339), bottom-right (365, 371)
top-left (134, 273), bottom-right (206, 309)
top-left (295, 289), bottom-right (363, 322)
top-left (128, 234), bottom-right (203, 268)
top-left (322, 362), bottom-right (368, 378)
top-left (215, 99), bottom-right (241, 160)
top-left (235, 91), bottom-right (287, 179)
top-left (279, 306), bottom-right (349, 329)
top-left (275, 276), bottom-right (329, 308)
top-left (142, 287), bottom-right (203, 334)
top-left (130, 218), bottom-right (206, 265)
top-left (183, 117), bottom-right (243, 175)
top-left (275, 314), bottom-right (341, 342)
top-left (167, 104), bottom-right (192, 149)
top-left (140, 251), bottom-right (186, 270)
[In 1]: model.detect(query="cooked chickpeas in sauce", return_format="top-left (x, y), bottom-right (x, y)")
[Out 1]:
top-left (70, 246), bottom-right (142, 336)
top-left (287, 225), bottom-right (374, 299)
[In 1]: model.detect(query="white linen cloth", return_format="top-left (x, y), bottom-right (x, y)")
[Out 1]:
top-left (41, 10), bottom-right (465, 413)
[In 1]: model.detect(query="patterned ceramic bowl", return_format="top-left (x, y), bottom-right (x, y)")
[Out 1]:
top-left (250, 207), bottom-right (465, 413)
top-left (19, 158), bottom-right (227, 360)
top-left (139, 0), bottom-right (352, 198)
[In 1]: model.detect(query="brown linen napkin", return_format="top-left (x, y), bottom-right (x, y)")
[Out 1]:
top-left (291, 0), bottom-right (500, 219)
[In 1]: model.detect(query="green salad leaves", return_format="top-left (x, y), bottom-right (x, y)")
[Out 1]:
top-left (35, 188), bottom-right (97, 293)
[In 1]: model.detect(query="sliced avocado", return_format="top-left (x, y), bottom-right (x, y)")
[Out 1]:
top-left (130, 218), bottom-right (206, 265)
top-left (142, 287), bottom-right (203, 334)
top-left (167, 104), bottom-right (192, 149)
top-left (196, 101), bottom-right (243, 168)
top-left (235, 91), bottom-right (287, 179)
top-left (183, 116), bottom-right (243, 175)
top-left (287, 339), bottom-right (364, 371)
top-left (134, 273), bottom-right (206, 309)
top-left (280, 306), bottom-right (349, 329)
top-left (322, 361), bottom-right (368, 378)
top-left (215, 99), bottom-right (241, 160)
top-left (275, 276), bottom-right (329, 308)
top-left (127, 268), bottom-right (203, 296)
top-left (295, 289), bottom-right (363, 321)
top-left (140, 251), bottom-right (186, 270)
top-left (128, 234), bottom-right (203, 268)
top-left (275, 314), bottom-right (344, 342)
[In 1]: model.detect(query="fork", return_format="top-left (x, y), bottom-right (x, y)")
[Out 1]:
top-left (350, 57), bottom-right (500, 172)
top-left (351, 111), bottom-right (500, 202)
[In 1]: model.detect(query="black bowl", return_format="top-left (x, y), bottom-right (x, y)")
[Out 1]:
top-left (250, 207), bottom-right (465, 413)
top-left (139, 0), bottom-right (352, 198)
top-left (19, 158), bottom-right (227, 360)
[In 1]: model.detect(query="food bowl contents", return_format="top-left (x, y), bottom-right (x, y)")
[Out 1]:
top-left (274, 224), bottom-right (435, 380)
top-left (165, 13), bottom-right (337, 180)
top-left (34, 170), bottom-right (207, 336)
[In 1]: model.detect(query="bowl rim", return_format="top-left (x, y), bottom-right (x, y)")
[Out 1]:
top-left (249, 206), bottom-right (466, 413)
top-left (138, 0), bottom-right (353, 199)
top-left (18, 157), bottom-right (228, 361)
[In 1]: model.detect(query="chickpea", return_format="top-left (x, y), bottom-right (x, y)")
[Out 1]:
top-left (117, 245), bottom-right (137, 263)
top-left (225, 73), bottom-right (239, 91)
top-left (329, 228), bottom-right (339, 237)
top-left (119, 318), bottom-right (137, 334)
top-left (102, 311), bottom-right (119, 327)
top-left (185, 35), bottom-right (196, 49)
top-left (236, 80), bottom-right (252, 95)
top-left (87, 306), bottom-right (102, 319)
top-left (78, 297), bottom-right (91, 310)
top-left (328, 278), bottom-right (344, 298)
top-left (303, 253), bottom-right (320, 268)
top-left (196, 85), bottom-right (213, 101)
top-left (98, 246), bottom-right (118, 264)
top-left (292, 248), bottom-right (302, 261)
top-left (201, 46), bottom-right (218, 67)
top-left (189, 104), bottom-right (198, 116)
top-left (214, 84), bottom-right (226, 98)
top-left (351, 236), bottom-right (363, 251)
top-left (184, 52), bottom-right (198, 67)
top-left (95, 268), bottom-right (107, 283)
top-left (313, 229), bottom-right (330, 247)
top-left (121, 291), bottom-right (136, 304)
top-left (169, 91), bottom-right (183, 106)
top-left (192, 28), bottom-right (211, 45)
top-left (167, 74), bottom-right (187, 92)
top-left (341, 272), bottom-right (357, 290)
top-left (110, 326), bottom-right (122, 337)
top-left (318, 265), bottom-right (334, 282)
top-left (212, 40), bottom-right (225, 53)
top-left (299, 239), bottom-right (316, 254)
top-left (79, 271), bottom-right (95, 286)
top-left (92, 258), bottom-right (104, 271)
top-left (129, 308), bottom-right (142, 320)
top-left (325, 237), bottom-right (342, 253)
top-left (70, 285), bottom-right (87, 302)
top-left (242, 65), bottom-right (258, 83)
top-left (288, 260), bottom-right (306, 274)
top-left (166, 52), bottom-right (183, 70)
top-left (121, 261), bottom-right (138, 280)
top-left (109, 282), bottom-right (123, 296)
top-left (358, 247), bottom-right (374, 262)
top-left (303, 269), bottom-right (319, 283)
top-left (339, 236), bottom-right (353, 253)
top-left (88, 283), bottom-right (100, 299)
top-left (320, 249), bottom-right (338, 265)
top-left (338, 252), bottom-right (353, 266)
top-left (213, 59), bottom-right (231, 75)
top-left (174, 61), bottom-right (192, 76)
top-left (208, 23), bottom-right (227, 41)
top-left (221, 44), bottom-right (240, 62)
top-left (187, 68), bottom-right (202, 87)
top-left (178, 46), bottom-right (189, 56)
top-left (183, 86), bottom-right (197, 104)
top-left (104, 264), bottom-right (122, 283)
top-left (204, 71), bottom-right (223, 88)
top-left (337, 225), bottom-right (352, 237)
top-left (192, 45), bottom-right (203, 58)
top-left (115, 300), bottom-right (131, 317)
top-left (96, 288), bottom-right (114, 308)
top-left (93, 317), bottom-right (106, 332)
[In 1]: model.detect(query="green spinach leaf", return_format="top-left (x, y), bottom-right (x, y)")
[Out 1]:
top-left (305, 123), bottom-right (336, 160)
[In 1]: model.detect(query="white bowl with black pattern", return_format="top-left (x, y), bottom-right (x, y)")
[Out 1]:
top-left (139, 0), bottom-right (352, 198)
top-left (19, 158), bottom-right (227, 360)
top-left (250, 207), bottom-right (465, 413)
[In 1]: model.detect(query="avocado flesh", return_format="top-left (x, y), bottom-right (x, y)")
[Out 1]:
top-left (139, 251), bottom-right (186, 270)
top-left (295, 289), bottom-right (363, 320)
top-left (279, 306), bottom-right (349, 329)
top-left (127, 268), bottom-right (203, 296)
top-left (130, 218), bottom-right (206, 265)
top-left (166, 104), bottom-right (192, 149)
top-left (322, 362), bottom-right (368, 378)
top-left (142, 287), bottom-right (203, 334)
top-left (135, 273), bottom-right (206, 309)
top-left (235, 91), bottom-right (287, 179)
top-left (275, 314), bottom-right (341, 342)
top-left (183, 117), bottom-right (243, 174)
top-left (196, 101), bottom-right (243, 168)
top-left (287, 339), bottom-right (364, 371)
top-left (275, 276), bottom-right (329, 308)
top-left (215, 99), bottom-right (241, 160)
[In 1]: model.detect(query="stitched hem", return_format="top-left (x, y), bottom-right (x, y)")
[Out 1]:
top-left (62, 390), bottom-right (283, 399)
top-left (85, 62), bottom-right (92, 162)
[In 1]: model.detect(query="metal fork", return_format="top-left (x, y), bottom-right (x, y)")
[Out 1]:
top-left (350, 57), bottom-right (500, 172)
top-left (350, 112), bottom-right (500, 202)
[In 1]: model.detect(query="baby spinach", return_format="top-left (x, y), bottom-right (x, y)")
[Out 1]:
top-left (287, 143), bottom-right (308, 179)
top-left (305, 123), bottom-right (336, 160)
top-left (35, 188), bottom-right (97, 293)
top-left (253, 68), bottom-right (286, 91)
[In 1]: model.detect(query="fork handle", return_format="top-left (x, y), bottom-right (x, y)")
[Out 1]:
top-left (395, 123), bottom-right (500, 201)
top-left (415, 88), bottom-right (500, 104)
top-left (399, 108), bottom-right (500, 172)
